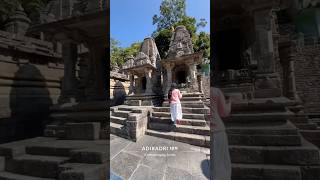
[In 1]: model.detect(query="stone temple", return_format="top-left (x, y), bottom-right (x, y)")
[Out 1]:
top-left (0, 0), bottom-right (108, 179)
top-left (111, 25), bottom-right (209, 141)
top-left (212, 0), bottom-right (320, 179)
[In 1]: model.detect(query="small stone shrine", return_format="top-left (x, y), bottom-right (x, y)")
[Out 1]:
top-left (122, 37), bottom-right (162, 106)
top-left (162, 25), bottom-right (203, 94)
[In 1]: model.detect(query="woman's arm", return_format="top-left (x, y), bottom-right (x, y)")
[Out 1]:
top-left (179, 90), bottom-right (182, 99)
top-left (217, 89), bottom-right (231, 118)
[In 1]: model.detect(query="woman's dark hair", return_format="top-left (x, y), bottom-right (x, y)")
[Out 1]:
top-left (168, 83), bottom-right (177, 101)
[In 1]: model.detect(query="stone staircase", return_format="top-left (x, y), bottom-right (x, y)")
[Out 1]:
top-left (227, 98), bottom-right (320, 180)
top-left (145, 92), bottom-right (211, 147)
top-left (0, 133), bottom-right (107, 180)
top-left (0, 102), bottom-right (108, 180)
top-left (110, 105), bottom-right (152, 141)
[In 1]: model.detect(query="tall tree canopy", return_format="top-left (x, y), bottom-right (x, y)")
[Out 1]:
top-left (152, 0), bottom-right (186, 31)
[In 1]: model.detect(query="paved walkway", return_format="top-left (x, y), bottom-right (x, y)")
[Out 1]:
top-left (110, 134), bottom-right (210, 180)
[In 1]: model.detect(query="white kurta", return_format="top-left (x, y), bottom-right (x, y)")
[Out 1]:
top-left (170, 103), bottom-right (182, 123)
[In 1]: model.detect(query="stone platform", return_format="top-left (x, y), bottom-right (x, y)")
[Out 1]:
top-left (0, 137), bottom-right (108, 180)
top-left (110, 134), bottom-right (210, 180)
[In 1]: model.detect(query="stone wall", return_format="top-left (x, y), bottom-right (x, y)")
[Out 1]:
top-left (294, 45), bottom-right (320, 113)
top-left (110, 71), bottom-right (130, 106)
top-left (0, 30), bottom-right (63, 143)
top-left (202, 74), bottom-right (210, 99)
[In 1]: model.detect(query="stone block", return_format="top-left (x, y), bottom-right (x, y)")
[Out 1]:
top-left (0, 156), bottom-right (4, 171)
top-left (59, 163), bottom-right (108, 180)
top-left (5, 154), bottom-right (69, 178)
top-left (65, 123), bottom-right (101, 140)
top-left (70, 149), bottom-right (107, 164)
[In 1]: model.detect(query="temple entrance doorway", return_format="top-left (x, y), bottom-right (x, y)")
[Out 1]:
top-left (141, 76), bottom-right (147, 92)
top-left (213, 29), bottom-right (242, 71)
top-left (172, 64), bottom-right (188, 87)
top-left (176, 70), bottom-right (187, 84)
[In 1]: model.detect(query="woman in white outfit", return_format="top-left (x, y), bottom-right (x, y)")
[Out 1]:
top-left (210, 87), bottom-right (232, 180)
top-left (168, 83), bottom-right (182, 125)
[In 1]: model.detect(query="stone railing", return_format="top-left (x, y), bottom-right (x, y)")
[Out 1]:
top-left (213, 68), bottom-right (253, 84)
top-left (0, 30), bottom-right (60, 58)
top-left (292, 33), bottom-right (320, 49)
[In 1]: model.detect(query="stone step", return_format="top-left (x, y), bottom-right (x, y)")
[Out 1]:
top-left (225, 112), bottom-right (293, 125)
top-left (58, 163), bottom-right (107, 180)
top-left (112, 110), bottom-right (130, 118)
top-left (152, 112), bottom-right (204, 120)
top-left (294, 123), bottom-right (318, 130)
top-left (179, 93), bottom-right (203, 97)
top-left (25, 146), bottom-right (71, 157)
top-left (148, 122), bottom-right (210, 136)
top-left (110, 122), bottom-right (124, 136)
top-left (149, 117), bottom-right (206, 126)
top-left (5, 154), bottom-right (69, 178)
top-left (63, 123), bottom-right (101, 140)
top-left (145, 129), bottom-right (210, 147)
top-left (0, 137), bottom-right (57, 158)
top-left (226, 123), bottom-right (299, 135)
top-left (50, 111), bottom-right (105, 122)
top-left (309, 119), bottom-right (320, 124)
top-left (228, 134), bottom-right (301, 146)
top-left (231, 163), bottom-right (301, 180)
top-left (110, 116), bottom-right (126, 125)
top-left (162, 101), bottom-right (204, 108)
top-left (300, 130), bottom-right (320, 147)
top-left (229, 142), bottom-right (320, 165)
top-left (289, 116), bottom-right (309, 123)
top-left (300, 130), bottom-right (320, 139)
top-left (153, 107), bottom-right (209, 114)
top-left (0, 171), bottom-right (54, 180)
top-left (116, 107), bottom-right (133, 112)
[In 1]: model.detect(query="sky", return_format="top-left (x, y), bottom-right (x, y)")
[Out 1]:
top-left (110, 0), bottom-right (210, 48)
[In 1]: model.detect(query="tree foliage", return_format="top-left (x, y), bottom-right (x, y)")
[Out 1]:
top-left (194, 31), bottom-right (210, 59)
top-left (110, 38), bottom-right (141, 68)
top-left (152, 0), bottom-right (186, 31)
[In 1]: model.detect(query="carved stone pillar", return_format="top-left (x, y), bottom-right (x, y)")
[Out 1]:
top-left (59, 41), bottom-right (78, 103)
top-left (252, 8), bottom-right (282, 98)
top-left (188, 63), bottom-right (198, 92)
top-left (128, 73), bottom-right (135, 95)
top-left (163, 63), bottom-right (173, 94)
top-left (145, 69), bottom-right (153, 94)
top-left (288, 60), bottom-right (299, 100)
top-left (85, 39), bottom-right (107, 101)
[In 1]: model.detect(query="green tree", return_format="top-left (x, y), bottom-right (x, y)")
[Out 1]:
top-left (110, 38), bottom-right (141, 68)
top-left (152, 0), bottom-right (186, 31)
top-left (194, 31), bottom-right (210, 59)
top-left (154, 29), bottom-right (173, 58)
top-left (110, 38), bottom-right (123, 68)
